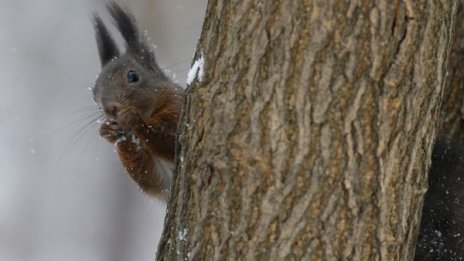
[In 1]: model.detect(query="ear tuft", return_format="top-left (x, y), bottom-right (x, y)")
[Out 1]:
top-left (105, 2), bottom-right (164, 75)
top-left (92, 13), bottom-right (120, 67)
top-left (107, 2), bottom-right (140, 50)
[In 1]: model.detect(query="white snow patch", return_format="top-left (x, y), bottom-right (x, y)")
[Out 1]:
top-left (114, 135), bottom-right (127, 145)
top-left (177, 228), bottom-right (188, 241)
top-left (186, 54), bottom-right (204, 85)
top-left (131, 133), bottom-right (141, 148)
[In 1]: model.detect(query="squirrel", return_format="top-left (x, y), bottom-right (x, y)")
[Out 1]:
top-left (91, 2), bottom-right (184, 198)
top-left (92, 3), bottom-right (464, 256)
top-left (415, 137), bottom-right (464, 260)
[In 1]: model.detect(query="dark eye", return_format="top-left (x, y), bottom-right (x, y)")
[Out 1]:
top-left (127, 70), bottom-right (139, 83)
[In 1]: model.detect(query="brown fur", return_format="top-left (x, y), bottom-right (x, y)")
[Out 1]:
top-left (92, 2), bottom-right (183, 198)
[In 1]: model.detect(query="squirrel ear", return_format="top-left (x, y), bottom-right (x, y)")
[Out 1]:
top-left (107, 2), bottom-right (163, 73)
top-left (141, 45), bottom-right (163, 74)
top-left (93, 14), bottom-right (119, 67)
top-left (107, 2), bottom-right (139, 52)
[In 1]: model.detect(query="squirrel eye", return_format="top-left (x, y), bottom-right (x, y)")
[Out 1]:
top-left (127, 70), bottom-right (139, 83)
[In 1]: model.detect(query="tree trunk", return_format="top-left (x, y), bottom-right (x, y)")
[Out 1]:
top-left (157, 1), bottom-right (458, 260)
top-left (440, 1), bottom-right (464, 139)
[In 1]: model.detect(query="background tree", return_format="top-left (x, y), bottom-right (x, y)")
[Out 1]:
top-left (440, 1), bottom-right (464, 139)
top-left (157, 1), bottom-right (458, 260)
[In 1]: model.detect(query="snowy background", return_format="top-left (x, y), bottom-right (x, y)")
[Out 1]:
top-left (0, 0), bottom-right (206, 260)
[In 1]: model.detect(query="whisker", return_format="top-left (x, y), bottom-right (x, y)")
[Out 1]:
top-left (93, 126), bottom-right (103, 155)
top-left (80, 121), bottom-right (104, 164)
top-left (173, 67), bottom-right (191, 74)
top-left (55, 107), bottom-right (99, 118)
top-left (51, 111), bottom-right (102, 135)
top-left (160, 59), bottom-right (191, 70)
top-left (55, 115), bottom-right (103, 164)
top-left (68, 79), bottom-right (90, 88)
top-left (63, 116), bottom-right (100, 151)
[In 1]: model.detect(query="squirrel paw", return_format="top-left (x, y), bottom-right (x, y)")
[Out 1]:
top-left (100, 120), bottom-right (125, 143)
top-left (117, 107), bottom-right (143, 132)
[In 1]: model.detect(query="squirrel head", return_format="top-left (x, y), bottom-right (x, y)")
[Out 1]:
top-left (92, 2), bottom-right (173, 123)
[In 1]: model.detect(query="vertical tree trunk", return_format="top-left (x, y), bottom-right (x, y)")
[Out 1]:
top-left (158, 1), bottom-right (458, 260)
top-left (440, 1), bottom-right (464, 139)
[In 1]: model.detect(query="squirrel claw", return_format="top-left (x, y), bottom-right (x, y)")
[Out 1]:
top-left (100, 120), bottom-right (124, 143)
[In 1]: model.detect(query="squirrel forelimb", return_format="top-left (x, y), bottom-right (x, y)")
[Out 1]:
top-left (92, 2), bottom-right (183, 199)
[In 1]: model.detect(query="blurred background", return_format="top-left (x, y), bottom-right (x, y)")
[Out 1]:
top-left (0, 0), bottom-right (206, 260)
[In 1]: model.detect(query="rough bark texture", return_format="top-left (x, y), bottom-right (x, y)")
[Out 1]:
top-left (157, 1), bottom-right (457, 260)
top-left (440, 1), bottom-right (464, 140)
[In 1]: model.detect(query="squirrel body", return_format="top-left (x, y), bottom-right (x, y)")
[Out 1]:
top-left (92, 3), bottom-right (183, 198)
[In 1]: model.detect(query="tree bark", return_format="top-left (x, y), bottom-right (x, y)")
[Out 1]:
top-left (157, 1), bottom-right (458, 260)
top-left (440, 1), bottom-right (464, 140)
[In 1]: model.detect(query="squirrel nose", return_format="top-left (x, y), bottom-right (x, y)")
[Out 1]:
top-left (102, 102), bottom-right (121, 119)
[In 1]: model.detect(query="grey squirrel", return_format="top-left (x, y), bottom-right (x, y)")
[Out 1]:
top-left (92, 2), bottom-right (184, 198)
top-left (415, 137), bottom-right (464, 260)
